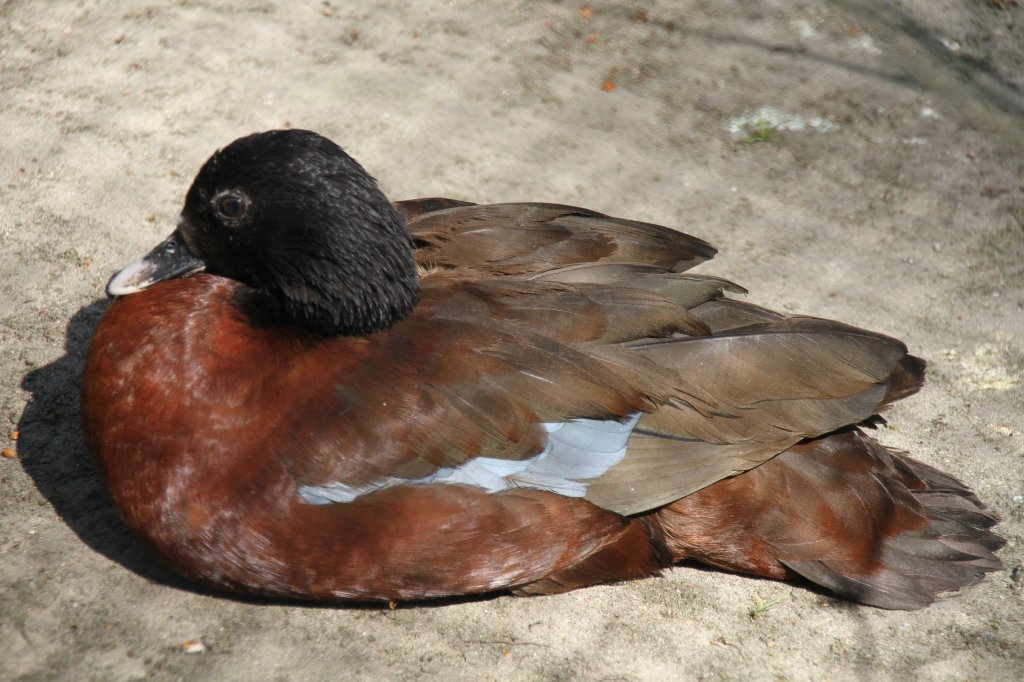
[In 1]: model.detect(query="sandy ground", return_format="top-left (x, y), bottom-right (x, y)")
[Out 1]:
top-left (2, 1), bottom-right (1023, 680)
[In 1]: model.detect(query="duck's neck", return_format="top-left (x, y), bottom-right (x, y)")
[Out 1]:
top-left (241, 254), bottom-right (421, 336)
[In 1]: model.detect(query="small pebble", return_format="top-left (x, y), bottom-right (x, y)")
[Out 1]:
top-left (181, 639), bottom-right (206, 654)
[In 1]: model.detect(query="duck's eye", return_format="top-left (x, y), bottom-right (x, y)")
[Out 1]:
top-left (213, 191), bottom-right (249, 222)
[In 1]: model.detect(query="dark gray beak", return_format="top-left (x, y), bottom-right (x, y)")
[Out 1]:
top-left (106, 229), bottom-right (206, 297)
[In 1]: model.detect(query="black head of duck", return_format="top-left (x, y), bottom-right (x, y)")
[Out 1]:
top-left (108, 130), bottom-right (419, 335)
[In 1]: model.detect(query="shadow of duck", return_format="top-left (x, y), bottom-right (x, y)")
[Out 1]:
top-left (18, 300), bottom-right (192, 592)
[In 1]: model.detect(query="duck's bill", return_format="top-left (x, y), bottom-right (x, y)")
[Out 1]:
top-left (106, 229), bottom-right (206, 297)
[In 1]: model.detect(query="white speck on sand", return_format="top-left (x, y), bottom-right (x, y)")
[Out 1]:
top-left (728, 106), bottom-right (838, 137)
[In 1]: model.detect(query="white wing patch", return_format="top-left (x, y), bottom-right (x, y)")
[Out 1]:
top-left (297, 413), bottom-right (641, 505)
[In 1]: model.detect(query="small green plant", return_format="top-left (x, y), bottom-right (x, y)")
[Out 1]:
top-left (739, 117), bottom-right (779, 144)
top-left (749, 593), bottom-right (788, 618)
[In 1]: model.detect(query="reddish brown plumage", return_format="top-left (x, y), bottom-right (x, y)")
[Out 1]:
top-left (82, 133), bottom-right (1003, 608)
top-left (84, 276), bottom-right (642, 599)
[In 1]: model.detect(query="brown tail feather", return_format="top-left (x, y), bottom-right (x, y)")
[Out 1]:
top-left (651, 429), bottom-right (1003, 609)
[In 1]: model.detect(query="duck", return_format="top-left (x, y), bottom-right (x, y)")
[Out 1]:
top-left (81, 129), bottom-right (1003, 609)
